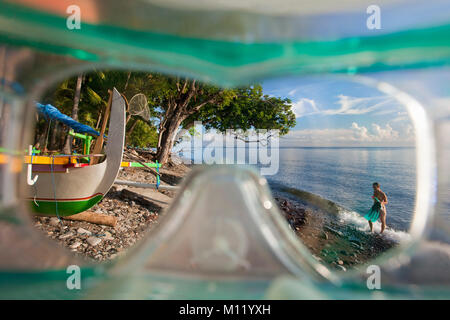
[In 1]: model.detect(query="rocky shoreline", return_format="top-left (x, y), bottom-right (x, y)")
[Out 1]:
top-left (32, 150), bottom-right (397, 270)
top-left (275, 193), bottom-right (397, 271)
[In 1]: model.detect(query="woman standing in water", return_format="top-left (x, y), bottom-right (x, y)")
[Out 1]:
top-left (365, 182), bottom-right (388, 233)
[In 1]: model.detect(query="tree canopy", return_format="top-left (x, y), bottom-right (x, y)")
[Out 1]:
top-left (36, 71), bottom-right (296, 163)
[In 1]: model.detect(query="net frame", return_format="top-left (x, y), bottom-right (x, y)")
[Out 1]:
top-left (128, 93), bottom-right (150, 121)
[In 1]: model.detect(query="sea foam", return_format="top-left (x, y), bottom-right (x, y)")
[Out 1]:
top-left (337, 208), bottom-right (411, 243)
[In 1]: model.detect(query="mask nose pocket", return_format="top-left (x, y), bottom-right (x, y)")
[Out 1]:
top-left (113, 165), bottom-right (331, 281)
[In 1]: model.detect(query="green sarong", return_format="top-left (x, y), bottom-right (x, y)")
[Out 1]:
top-left (364, 197), bottom-right (381, 222)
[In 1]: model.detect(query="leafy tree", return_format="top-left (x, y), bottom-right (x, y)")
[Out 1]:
top-left (184, 85), bottom-right (295, 136)
top-left (153, 80), bottom-right (295, 164)
top-left (36, 72), bottom-right (296, 164)
top-left (127, 119), bottom-right (158, 148)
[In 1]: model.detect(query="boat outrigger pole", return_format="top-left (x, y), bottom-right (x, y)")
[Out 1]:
top-left (115, 179), bottom-right (179, 191)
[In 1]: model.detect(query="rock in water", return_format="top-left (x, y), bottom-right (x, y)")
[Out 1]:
top-left (87, 236), bottom-right (101, 247)
top-left (324, 226), bottom-right (343, 237)
top-left (351, 242), bottom-right (364, 250)
top-left (348, 236), bottom-right (362, 246)
top-left (336, 265), bottom-right (347, 272)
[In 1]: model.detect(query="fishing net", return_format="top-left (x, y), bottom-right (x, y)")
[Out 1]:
top-left (128, 93), bottom-right (150, 121)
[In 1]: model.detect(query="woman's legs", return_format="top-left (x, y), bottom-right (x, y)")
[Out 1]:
top-left (379, 206), bottom-right (387, 233)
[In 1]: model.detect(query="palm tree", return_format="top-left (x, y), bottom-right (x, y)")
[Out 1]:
top-left (63, 73), bottom-right (83, 154)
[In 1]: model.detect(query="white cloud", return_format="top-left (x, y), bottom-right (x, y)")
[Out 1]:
top-left (291, 95), bottom-right (397, 119)
top-left (291, 98), bottom-right (320, 118)
top-left (281, 122), bottom-right (414, 147)
top-left (351, 122), bottom-right (371, 141)
top-left (288, 88), bottom-right (299, 96)
top-left (322, 95), bottom-right (395, 116)
top-left (372, 123), bottom-right (399, 141)
top-left (374, 109), bottom-right (403, 116)
top-left (391, 115), bottom-right (409, 122)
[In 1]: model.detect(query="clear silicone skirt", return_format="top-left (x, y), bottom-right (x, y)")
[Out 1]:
top-left (0, 0), bottom-right (449, 299)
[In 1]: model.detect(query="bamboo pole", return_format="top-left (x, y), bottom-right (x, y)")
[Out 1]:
top-left (115, 179), bottom-right (179, 191)
top-left (126, 155), bottom-right (160, 178)
top-left (90, 90), bottom-right (112, 165)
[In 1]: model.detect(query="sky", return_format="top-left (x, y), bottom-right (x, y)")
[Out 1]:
top-left (262, 76), bottom-right (415, 147)
top-left (176, 75), bottom-right (417, 152)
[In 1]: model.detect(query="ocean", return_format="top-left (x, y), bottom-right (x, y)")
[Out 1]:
top-left (267, 147), bottom-right (415, 241)
top-left (179, 146), bottom-right (416, 242)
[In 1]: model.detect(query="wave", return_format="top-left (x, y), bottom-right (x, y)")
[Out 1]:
top-left (337, 208), bottom-right (411, 243)
top-left (277, 185), bottom-right (411, 243)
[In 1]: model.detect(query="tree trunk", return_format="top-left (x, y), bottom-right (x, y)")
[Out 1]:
top-left (155, 79), bottom-right (220, 164)
top-left (62, 211), bottom-right (117, 227)
top-left (125, 117), bottom-right (139, 146)
top-left (123, 71), bottom-right (131, 92)
top-left (63, 74), bottom-right (83, 154)
top-left (35, 119), bottom-right (48, 149)
top-left (156, 114), bottom-right (184, 164)
top-left (59, 125), bottom-right (66, 150)
top-left (40, 120), bottom-right (51, 152)
top-left (50, 122), bottom-right (59, 150)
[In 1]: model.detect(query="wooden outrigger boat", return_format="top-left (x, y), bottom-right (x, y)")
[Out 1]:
top-left (25, 88), bottom-right (126, 216)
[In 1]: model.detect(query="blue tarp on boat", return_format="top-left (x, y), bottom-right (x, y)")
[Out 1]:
top-left (36, 103), bottom-right (100, 137)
